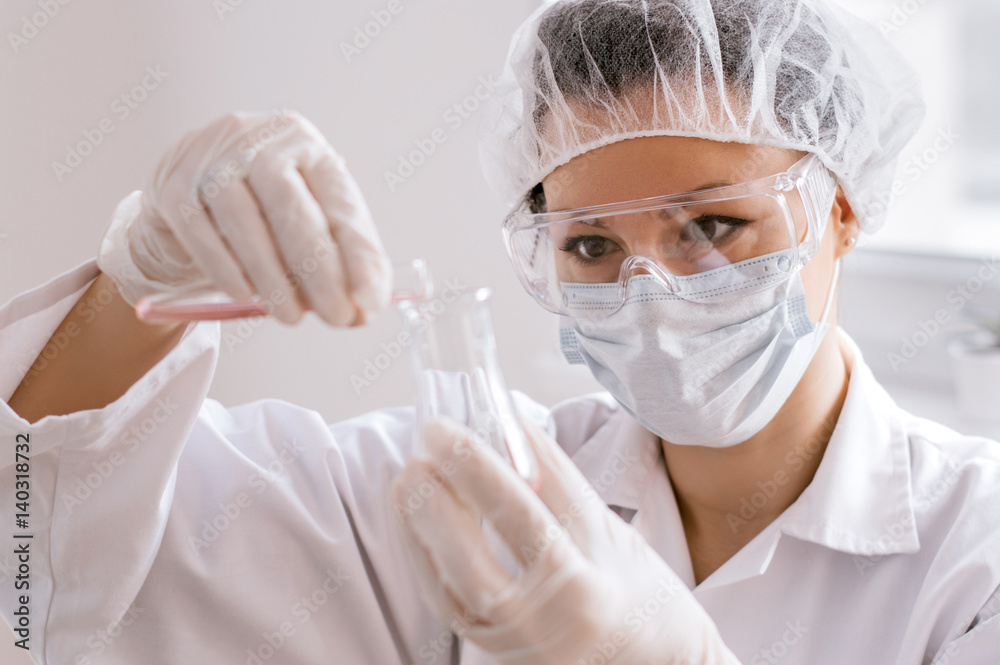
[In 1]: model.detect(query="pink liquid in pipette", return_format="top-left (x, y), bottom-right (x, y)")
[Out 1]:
top-left (135, 260), bottom-right (431, 323)
top-left (136, 291), bottom-right (429, 323)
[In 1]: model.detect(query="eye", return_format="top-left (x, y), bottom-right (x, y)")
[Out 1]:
top-left (684, 215), bottom-right (751, 244)
top-left (559, 234), bottom-right (621, 262)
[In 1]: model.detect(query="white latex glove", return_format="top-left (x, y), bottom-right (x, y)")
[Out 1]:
top-left (97, 110), bottom-right (391, 325)
top-left (392, 418), bottom-right (742, 665)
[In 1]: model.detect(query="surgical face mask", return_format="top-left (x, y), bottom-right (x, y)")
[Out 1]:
top-left (559, 250), bottom-right (839, 448)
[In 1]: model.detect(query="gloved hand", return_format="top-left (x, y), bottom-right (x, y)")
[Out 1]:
top-left (97, 110), bottom-right (392, 325)
top-left (392, 418), bottom-right (742, 665)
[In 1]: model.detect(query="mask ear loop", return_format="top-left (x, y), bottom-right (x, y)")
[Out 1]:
top-left (795, 161), bottom-right (840, 329)
top-left (817, 259), bottom-right (840, 327)
top-left (807, 177), bottom-right (841, 328)
top-left (800, 191), bottom-right (840, 330)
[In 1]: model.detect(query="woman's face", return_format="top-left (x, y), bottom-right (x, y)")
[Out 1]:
top-left (541, 136), bottom-right (857, 320)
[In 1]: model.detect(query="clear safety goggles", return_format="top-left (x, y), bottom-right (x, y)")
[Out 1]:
top-left (502, 154), bottom-right (838, 319)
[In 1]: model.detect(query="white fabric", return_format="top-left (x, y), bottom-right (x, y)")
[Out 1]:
top-left (2, 260), bottom-right (1000, 665)
top-left (478, 0), bottom-right (926, 233)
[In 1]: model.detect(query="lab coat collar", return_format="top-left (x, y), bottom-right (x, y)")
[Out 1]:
top-left (776, 333), bottom-right (921, 558)
top-left (568, 403), bottom-right (661, 514)
top-left (567, 330), bottom-right (920, 586)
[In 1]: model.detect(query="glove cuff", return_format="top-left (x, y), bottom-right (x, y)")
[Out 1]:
top-left (97, 191), bottom-right (178, 307)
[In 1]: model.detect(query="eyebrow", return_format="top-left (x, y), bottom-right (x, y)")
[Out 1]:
top-left (691, 181), bottom-right (734, 192)
top-left (551, 180), bottom-right (736, 214)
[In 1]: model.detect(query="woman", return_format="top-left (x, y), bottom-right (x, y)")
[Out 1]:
top-left (3, 0), bottom-right (999, 663)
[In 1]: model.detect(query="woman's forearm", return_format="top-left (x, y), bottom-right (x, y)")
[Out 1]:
top-left (8, 272), bottom-right (187, 423)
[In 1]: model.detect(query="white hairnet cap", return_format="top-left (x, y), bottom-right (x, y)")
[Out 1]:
top-left (479, 0), bottom-right (926, 233)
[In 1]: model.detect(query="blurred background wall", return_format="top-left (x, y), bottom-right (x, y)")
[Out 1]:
top-left (1, 0), bottom-right (999, 660)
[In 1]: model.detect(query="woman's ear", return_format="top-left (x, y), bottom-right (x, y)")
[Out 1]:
top-left (831, 187), bottom-right (860, 259)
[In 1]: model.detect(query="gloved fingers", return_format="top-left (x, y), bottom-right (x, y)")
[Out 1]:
top-left (247, 150), bottom-right (356, 326)
top-left (392, 462), bottom-right (468, 626)
top-left (421, 418), bottom-right (574, 571)
top-left (520, 419), bottom-right (611, 555)
top-left (393, 457), bottom-right (516, 621)
top-left (204, 177), bottom-right (306, 324)
top-left (125, 196), bottom-right (202, 285)
top-left (300, 148), bottom-right (393, 315)
top-left (126, 112), bottom-right (268, 302)
top-left (148, 188), bottom-right (257, 302)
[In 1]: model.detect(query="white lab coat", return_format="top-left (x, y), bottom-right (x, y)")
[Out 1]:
top-left (1, 260), bottom-right (1000, 665)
